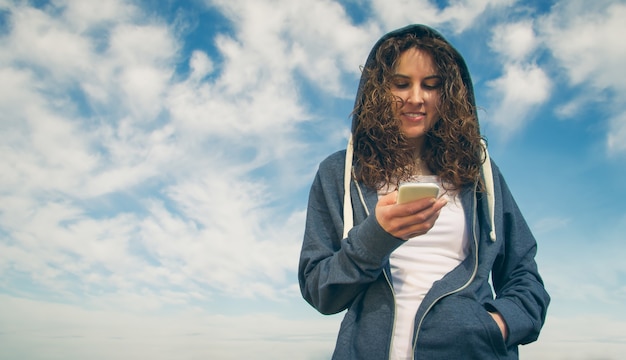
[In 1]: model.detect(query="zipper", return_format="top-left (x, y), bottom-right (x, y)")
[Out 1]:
top-left (383, 269), bottom-right (397, 360)
top-left (410, 182), bottom-right (481, 358)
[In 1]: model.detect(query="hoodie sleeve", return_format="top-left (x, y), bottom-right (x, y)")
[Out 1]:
top-left (484, 164), bottom-right (550, 346)
top-left (298, 154), bottom-right (404, 315)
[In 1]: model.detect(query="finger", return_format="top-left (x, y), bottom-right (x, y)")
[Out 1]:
top-left (398, 205), bottom-right (445, 239)
top-left (377, 191), bottom-right (398, 206)
top-left (394, 197), bottom-right (437, 216)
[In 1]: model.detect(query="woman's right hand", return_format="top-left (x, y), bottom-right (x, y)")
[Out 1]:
top-left (375, 191), bottom-right (447, 240)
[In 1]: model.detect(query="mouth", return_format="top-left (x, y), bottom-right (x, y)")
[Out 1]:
top-left (401, 112), bottom-right (426, 121)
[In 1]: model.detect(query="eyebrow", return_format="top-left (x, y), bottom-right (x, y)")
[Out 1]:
top-left (392, 74), bottom-right (442, 80)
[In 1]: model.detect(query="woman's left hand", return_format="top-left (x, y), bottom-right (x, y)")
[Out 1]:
top-left (489, 311), bottom-right (509, 341)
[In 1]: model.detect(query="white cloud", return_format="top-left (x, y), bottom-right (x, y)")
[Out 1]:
top-left (108, 28), bottom-right (177, 119)
top-left (554, 96), bottom-right (585, 119)
top-left (539, 0), bottom-right (626, 154)
top-left (370, 0), bottom-right (439, 31)
top-left (0, 73), bottom-right (100, 196)
top-left (439, 0), bottom-right (518, 32)
top-left (3, 5), bottom-right (94, 80)
top-left (371, 0), bottom-right (518, 33)
top-left (0, 0), bottom-right (326, 308)
top-left (2, 1), bottom-right (177, 121)
top-left (188, 50), bottom-right (213, 80)
top-left (485, 62), bottom-right (551, 137)
top-left (608, 112), bottom-right (626, 154)
top-left (209, 0), bottom-right (377, 97)
top-left (490, 21), bottom-right (537, 62)
top-left (539, 0), bottom-right (626, 92)
top-left (282, 0), bottom-right (380, 96)
top-left (60, 0), bottom-right (137, 32)
top-left (0, 294), bottom-right (340, 360)
top-left (520, 314), bottom-right (626, 359)
top-left (0, 1), bottom-right (182, 198)
top-left (482, 18), bottom-right (554, 138)
top-left (532, 216), bottom-right (571, 235)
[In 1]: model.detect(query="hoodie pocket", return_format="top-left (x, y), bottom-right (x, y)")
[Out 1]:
top-left (417, 296), bottom-right (509, 359)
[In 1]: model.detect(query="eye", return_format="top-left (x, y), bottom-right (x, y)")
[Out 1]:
top-left (423, 77), bottom-right (442, 90)
top-left (392, 81), bottom-right (410, 90)
top-left (390, 75), bottom-right (411, 90)
top-left (393, 83), bottom-right (409, 90)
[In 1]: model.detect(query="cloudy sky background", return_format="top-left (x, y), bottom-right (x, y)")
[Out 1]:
top-left (1, 0), bottom-right (625, 359)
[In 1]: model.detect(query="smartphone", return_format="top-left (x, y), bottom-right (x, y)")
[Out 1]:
top-left (397, 182), bottom-right (440, 204)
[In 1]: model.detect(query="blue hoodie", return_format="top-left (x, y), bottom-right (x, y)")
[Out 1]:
top-left (298, 25), bottom-right (549, 359)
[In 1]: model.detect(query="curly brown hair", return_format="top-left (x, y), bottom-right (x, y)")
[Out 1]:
top-left (352, 32), bottom-right (485, 191)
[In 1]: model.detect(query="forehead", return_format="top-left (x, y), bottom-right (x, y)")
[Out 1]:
top-left (394, 47), bottom-right (437, 74)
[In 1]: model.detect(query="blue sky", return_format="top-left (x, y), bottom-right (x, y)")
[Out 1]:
top-left (1, 0), bottom-right (625, 359)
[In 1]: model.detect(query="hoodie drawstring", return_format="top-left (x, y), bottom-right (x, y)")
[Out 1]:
top-left (480, 139), bottom-right (497, 242)
top-left (342, 135), bottom-right (354, 239)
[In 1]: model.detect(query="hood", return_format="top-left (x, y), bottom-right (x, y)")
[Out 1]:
top-left (350, 24), bottom-right (476, 133)
top-left (342, 24), bottom-right (496, 242)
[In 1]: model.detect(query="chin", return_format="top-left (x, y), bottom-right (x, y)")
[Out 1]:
top-left (403, 132), bottom-right (426, 140)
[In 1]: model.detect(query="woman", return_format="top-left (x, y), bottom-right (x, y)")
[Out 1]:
top-left (298, 24), bottom-right (550, 359)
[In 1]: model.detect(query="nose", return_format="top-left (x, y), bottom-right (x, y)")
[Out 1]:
top-left (406, 85), bottom-right (424, 105)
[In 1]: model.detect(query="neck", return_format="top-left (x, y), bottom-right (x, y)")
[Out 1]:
top-left (413, 153), bottom-right (433, 176)
top-left (408, 136), bottom-right (424, 152)
top-left (409, 137), bottom-right (431, 175)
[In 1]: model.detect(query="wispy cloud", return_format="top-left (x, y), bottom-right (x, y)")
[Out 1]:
top-left (539, 0), bottom-right (626, 154)
top-left (521, 314), bottom-right (626, 359)
top-left (0, 0), bottom-right (310, 307)
top-left (0, 294), bottom-right (339, 360)
top-left (485, 62), bottom-right (551, 138)
top-left (484, 20), bottom-right (552, 138)
top-left (371, 0), bottom-right (519, 33)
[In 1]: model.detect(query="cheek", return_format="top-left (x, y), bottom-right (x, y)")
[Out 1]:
top-left (427, 95), bottom-right (441, 116)
top-left (426, 91), bottom-right (440, 105)
top-left (391, 96), bottom-right (404, 116)
top-left (390, 90), bottom-right (405, 103)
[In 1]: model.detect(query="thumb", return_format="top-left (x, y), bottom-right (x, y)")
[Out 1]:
top-left (378, 191), bottom-right (398, 206)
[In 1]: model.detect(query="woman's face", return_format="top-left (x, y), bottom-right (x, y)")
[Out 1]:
top-left (390, 47), bottom-right (442, 147)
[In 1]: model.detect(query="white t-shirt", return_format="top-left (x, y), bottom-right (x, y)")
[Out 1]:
top-left (379, 176), bottom-right (469, 360)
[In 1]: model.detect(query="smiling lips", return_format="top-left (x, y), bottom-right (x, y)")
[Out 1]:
top-left (401, 112), bottom-right (426, 121)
